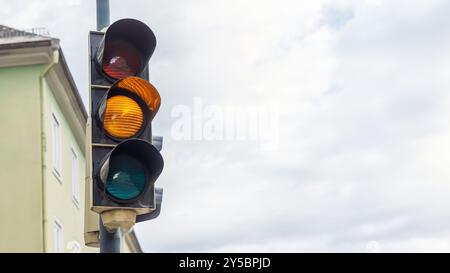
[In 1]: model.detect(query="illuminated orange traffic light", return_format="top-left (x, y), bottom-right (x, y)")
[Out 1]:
top-left (98, 76), bottom-right (161, 139)
top-left (103, 95), bottom-right (143, 138)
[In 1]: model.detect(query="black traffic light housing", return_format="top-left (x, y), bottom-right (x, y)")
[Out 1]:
top-left (88, 18), bottom-right (163, 217)
top-left (136, 187), bottom-right (163, 222)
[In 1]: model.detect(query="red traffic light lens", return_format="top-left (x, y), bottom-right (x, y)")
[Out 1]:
top-left (102, 40), bottom-right (142, 80)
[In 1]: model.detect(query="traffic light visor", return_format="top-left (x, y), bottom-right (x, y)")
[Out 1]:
top-left (115, 77), bottom-right (161, 120)
top-left (96, 18), bottom-right (156, 80)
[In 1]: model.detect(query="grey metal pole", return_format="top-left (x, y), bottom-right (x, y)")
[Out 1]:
top-left (100, 218), bottom-right (120, 253)
top-left (96, 0), bottom-right (119, 253)
top-left (96, 0), bottom-right (110, 31)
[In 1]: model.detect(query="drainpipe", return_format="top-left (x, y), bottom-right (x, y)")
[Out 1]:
top-left (39, 48), bottom-right (59, 252)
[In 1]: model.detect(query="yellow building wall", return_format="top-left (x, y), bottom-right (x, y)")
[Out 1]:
top-left (42, 78), bottom-right (97, 253)
top-left (0, 64), bottom-right (44, 252)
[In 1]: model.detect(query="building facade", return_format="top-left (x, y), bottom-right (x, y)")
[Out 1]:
top-left (0, 25), bottom-right (141, 253)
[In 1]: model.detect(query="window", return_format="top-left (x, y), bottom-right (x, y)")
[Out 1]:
top-left (53, 219), bottom-right (64, 253)
top-left (51, 113), bottom-right (61, 179)
top-left (71, 147), bottom-right (80, 207)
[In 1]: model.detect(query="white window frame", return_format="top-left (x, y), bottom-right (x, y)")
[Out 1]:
top-left (51, 112), bottom-right (62, 182)
top-left (67, 240), bottom-right (81, 253)
top-left (71, 146), bottom-right (80, 208)
top-left (53, 218), bottom-right (64, 253)
top-left (73, 241), bottom-right (81, 253)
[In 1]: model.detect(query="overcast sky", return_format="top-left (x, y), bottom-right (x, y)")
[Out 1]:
top-left (3, 0), bottom-right (450, 252)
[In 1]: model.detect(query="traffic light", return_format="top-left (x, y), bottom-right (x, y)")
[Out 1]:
top-left (86, 18), bottom-right (163, 232)
top-left (136, 187), bottom-right (163, 222)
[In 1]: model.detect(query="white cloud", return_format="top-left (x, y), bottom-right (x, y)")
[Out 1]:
top-left (4, 0), bottom-right (450, 252)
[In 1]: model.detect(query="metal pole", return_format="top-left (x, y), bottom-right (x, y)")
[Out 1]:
top-left (96, 0), bottom-right (110, 31)
top-left (99, 217), bottom-right (120, 253)
top-left (97, 0), bottom-right (118, 253)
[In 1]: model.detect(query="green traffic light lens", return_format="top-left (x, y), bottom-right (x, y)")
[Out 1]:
top-left (105, 154), bottom-right (146, 200)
